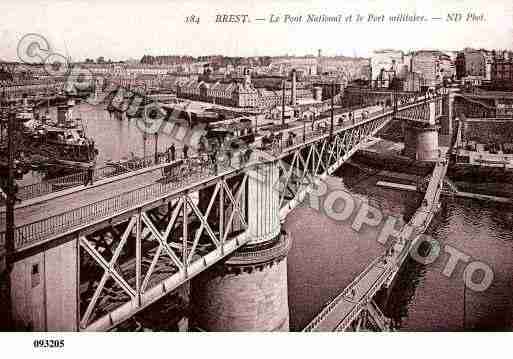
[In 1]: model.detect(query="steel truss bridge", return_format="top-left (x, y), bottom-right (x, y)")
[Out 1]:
top-left (1, 91), bottom-right (449, 331)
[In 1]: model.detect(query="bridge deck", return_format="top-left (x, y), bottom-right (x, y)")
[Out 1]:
top-left (4, 159), bottom-right (246, 251)
top-left (312, 261), bottom-right (388, 331)
top-left (12, 103), bottom-right (385, 204)
top-left (1, 96), bottom-right (443, 253)
top-left (3, 168), bottom-right (163, 229)
top-left (2, 109), bottom-right (385, 249)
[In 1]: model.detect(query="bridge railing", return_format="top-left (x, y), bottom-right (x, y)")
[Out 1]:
top-left (11, 157), bottom-right (228, 250)
top-left (4, 95), bottom-right (446, 251)
top-left (12, 109), bottom-right (372, 249)
top-left (303, 255), bottom-right (387, 332)
top-left (16, 95), bottom-right (441, 203)
top-left (334, 264), bottom-right (394, 331)
top-left (263, 105), bottom-right (396, 155)
top-left (16, 153), bottom-right (171, 202)
top-left (19, 171), bottom-right (87, 201)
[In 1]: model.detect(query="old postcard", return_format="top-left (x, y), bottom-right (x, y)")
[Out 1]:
top-left (0, 0), bottom-right (512, 357)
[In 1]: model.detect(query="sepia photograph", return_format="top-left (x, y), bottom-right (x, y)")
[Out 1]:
top-left (0, 0), bottom-right (512, 356)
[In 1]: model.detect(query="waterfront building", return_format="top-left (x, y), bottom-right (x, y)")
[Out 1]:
top-left (177, 67), bottom-right (316, 108)
top-left (438, 53), bottom-right (455, 80)
top-left (455, 52), bottom-right (466, 79)
top-left (177, 79), bottom-right (315, 108)
top-left (402, 72), bottom-right (422, 92)
top-left (463, 48), bottom-right (487, 78)
top-left (491, 55), bottom-right (513, 89)
top-left (370, 49), bottom-right (406, 88)
top-left (411, 50), bottom-right (442, 88)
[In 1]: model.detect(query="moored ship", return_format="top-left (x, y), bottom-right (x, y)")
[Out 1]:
top-left (24, 100), bottom-right (98, 169)
top-left (0, 99), bottom-right (99, 175)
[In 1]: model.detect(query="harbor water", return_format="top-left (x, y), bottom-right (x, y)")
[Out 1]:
top-left (285, 163), bottom-right (513, 331)
top-left (19, 102), bottom-right (182, 186)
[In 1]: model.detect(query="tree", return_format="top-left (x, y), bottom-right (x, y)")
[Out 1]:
top-left (96, 56), bottom-right (105, 64)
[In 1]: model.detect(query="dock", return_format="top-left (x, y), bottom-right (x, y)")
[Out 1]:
top-left (377, 180), bottom-right (512, 204)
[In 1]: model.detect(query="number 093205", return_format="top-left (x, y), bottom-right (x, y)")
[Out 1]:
top-left (33, 339), bottom-right (64, 348)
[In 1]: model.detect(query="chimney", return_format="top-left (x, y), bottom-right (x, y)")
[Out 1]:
top-left (244, 67), bottom-right (251, 86)
top-left (291, 69), bottom-right (297, 105)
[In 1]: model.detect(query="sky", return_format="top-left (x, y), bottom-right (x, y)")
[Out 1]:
top-left (1, 0), bottom-right (512, 61)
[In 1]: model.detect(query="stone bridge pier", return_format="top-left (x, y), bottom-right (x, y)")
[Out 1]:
top-left (191, 160), bottom-right (291, 331)
top-left (403, 100), bottom-right (441, 161)
top-left (439, 88), bottom-right (458, 137)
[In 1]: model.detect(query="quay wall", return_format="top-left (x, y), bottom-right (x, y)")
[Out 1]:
top-left (463, 121), bottom-right (513, 145)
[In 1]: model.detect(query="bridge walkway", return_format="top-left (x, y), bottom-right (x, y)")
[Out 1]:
top-left (3, 166), bottom-right (164, 229)
top-left (1, 96), bottom-right (442, 253)
top-left (2, 158), bottom-right (244, 251)
top-left (366, 300), bottom-right (390, 331)
top-left (14, 104), bottom-right (386, 203)
top-left (11, 93), bottom-right (431, 206)
top-left (1, 105), bottom-right (393, 250)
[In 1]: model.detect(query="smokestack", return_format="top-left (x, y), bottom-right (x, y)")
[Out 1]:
top-left (313, 87), bottom-right (322, 101)
top-left (429, 101), bottom-right (436, 126)
top-left (291, 69), bottom-right (297, 105)
top-left (57, 105), bottom-right (67, 124)
top-left (281, 80), bottom-right (286, 126)
top-left (244, 67), bottom-right (251, 86)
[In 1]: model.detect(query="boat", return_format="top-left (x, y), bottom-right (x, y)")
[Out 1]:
top-left (202, 118), bottom-right (256, 151)
top-left (19, 100), bottom-right (98, 170)
top-left (13, 96), bottom-right (35, 121)
top-left (16, 106), bottom-right (35, 122)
